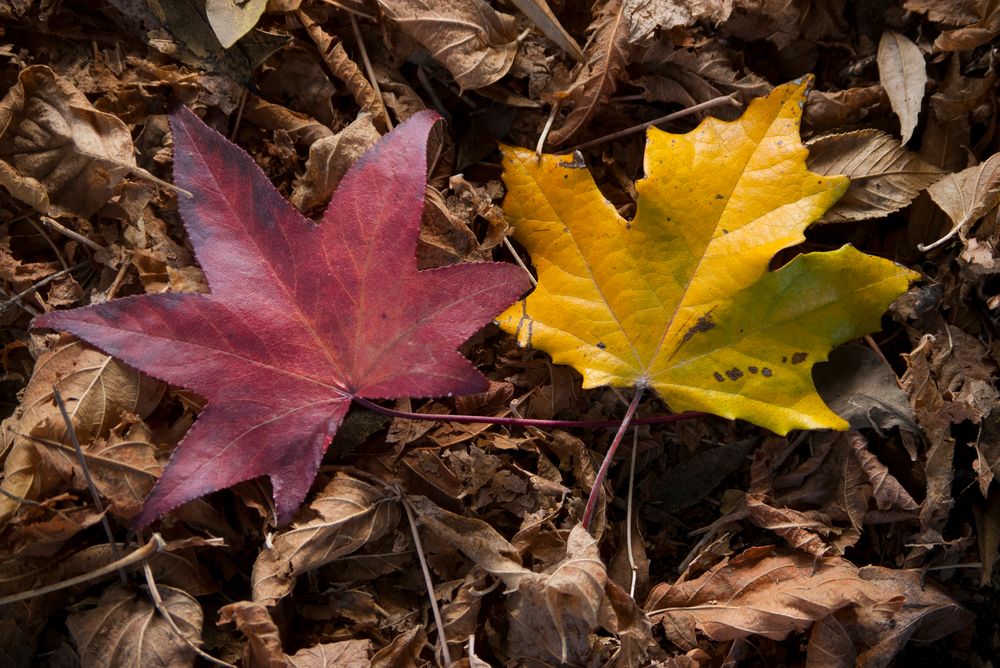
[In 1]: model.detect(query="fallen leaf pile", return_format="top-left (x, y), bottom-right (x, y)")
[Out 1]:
top-left (1, 1), bottom-right (998, 665)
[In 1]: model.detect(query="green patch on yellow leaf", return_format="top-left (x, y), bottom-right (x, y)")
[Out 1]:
top-left (497, 79), bottom-right (918, 435)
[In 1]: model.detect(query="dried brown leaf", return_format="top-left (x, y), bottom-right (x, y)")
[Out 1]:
top-left (33, 418), bottom-right (159, 520)
top-left (848, 432), bottom-right (918, 512)
top-left (218, 600), bottom-right (289, 667)
top-left (974, 487), bottom-right (1000, 585)
top-left (932, 0), bottom-right (1000, 51)
top-left (297, 11), bottom-right (388, 131)
top-left (548, 0), bottom-right (629, 145)
top-left (0, 65), bottom-right (138, 217)
top-left (0, 337), bottom-right (163, 522)
top-left (877, 31), bottom-right (927, 144)
top-left (807, 130), bottom-right (942, 223)
top-left (813, 345), bottom-right (919, 432)
top-left (290, 115), bottom-right (381, 213)
top-left (803, 85), bottom-right (888, 133)
top-left (745, 492), bottom-right (840, 557)
top-left (369, 626), bottom-right (426, 668)
top-left (505, 525), bottom-right (608, 665)
top-left (807, 616), bottom-right (856, 668)
top-left (646, 545), bottom-right (971, 662)
top-left (252, 473), bottom-right (400, 605)
top-left (66, 583), bottom-right (203, 667)
top-left (927, 152), bottom-right (1000, 235)
top-left (288, 640), bottom-right (372, 668)
top-left (408, 494), bottom-right (527, 585)
top-left (623, 0), bottom-right (733, 43)
top-left (378, 0), bottom-right (519, 90)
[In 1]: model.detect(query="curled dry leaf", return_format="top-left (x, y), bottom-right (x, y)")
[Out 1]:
top-left (807, 130), bottom-right (943, 223)
top-left (0, 337), bottom-right (163, 522)
top-left (0, 65), bottom-right (138, 218)
top-left (548, 0), bottom-right (629, 145)
top-left (252, 473), bottom-right (400, 605)
top-left (290, 115), bottom-right (381, 213)
top-left (877, 31), bottom-right (927, 145)
top-left (297, 11), bottom-right (388, 131)
top-left (645, 545), bottom-right (971, 663)
top-left (218, 600), bottom-right (288, 667)
top-left (66, 583), bottom-right (203, 667)
top-left (848, 431), bottom-right (919, 513)
top-left (378, 0), bottom-right (519, 91)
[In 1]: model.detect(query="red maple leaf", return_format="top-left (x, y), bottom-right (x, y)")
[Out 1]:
top-left (34, 108), bottom-right (530, 527)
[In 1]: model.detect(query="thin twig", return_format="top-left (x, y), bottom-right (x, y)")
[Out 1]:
top-left (536, 102), bottom-right (561, 155)
top-left (502, 236), bottom-right (537, 287)
top-left (229, 88), bottom-right (248, 141)
top-left (53, 388), bottom-right (125, 576)
top-left (28, 217), bottom-right (69, 269)
top-left (582, 388), bottom-right (644, 530)
top-left (318, 0), bottom-right (377, 20)
top-left (568, 94), bottom-right (741, 152)
top-left (40, 216), bottom-right (106, 251)
top-left (142, 561), bottom-right (236, 667)
top-left (625, 428), bottom-right (639, 598)
top-left (350, 12), bottom-right (393, 131)
top-left (352, 395), bottom-right (701, 429)
top-left (0, 262), bottom-right (88, 314)
top-left (0, 535), bottom-right (164, 606)
top-left (401, 496), bottom-right (452, 668)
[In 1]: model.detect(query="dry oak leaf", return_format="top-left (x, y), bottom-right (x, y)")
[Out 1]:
top-left (33, 108), bottom-right (529, 527)
top-left (497, 79), bottom-right (918, 435)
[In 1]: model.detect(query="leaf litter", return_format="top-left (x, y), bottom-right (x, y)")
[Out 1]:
top-left (1, 1), bottom-right (998, 665)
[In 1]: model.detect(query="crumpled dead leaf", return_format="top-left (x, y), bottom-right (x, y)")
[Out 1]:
top-left (925, 152), bottom-right (1000, 254)
top-left (623, 0), bottom-right (733, 43)
top-left (218, 600), bottom-right (288, 667)
top-left (252, 473), bottom-right (400, 605)
top-left (378, 0), bottom-right (519, 91)
top-left (0, 65), bottom-right (139, 218)
top-left (66, 583), bottom-right (203, 667)
top-left (646, 545), bottom-right (971, 664)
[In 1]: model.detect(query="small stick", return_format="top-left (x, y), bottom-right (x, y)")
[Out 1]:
top-left (582, 388), bottom-right (644, 530)
top-left (229, 88), bottom-right (248, 141)
top-left (0, 535), bottom-right (164, 606)
top-left (350, 12), bottom-right (393, 131)
top-left (318, 0), bottom-right (377, 20)
top-left (53, 387), bottom-right (125, 575)
top-left (28, 217), bottom-right (69, 269)
top-left (536, 102), bottom-right (561, 155)
top-left (352, 395), bottom-right (701, 429)
top-left (502, 236), bottom-right (537, 287)
top-left (625, 428), bottom-right (639, 597)
top-left (402, 496), bottom-right (452, 667)
top-left (568, 95), bottom-right (741, 152)
top-left (40, 216), bottom-right (105, 251)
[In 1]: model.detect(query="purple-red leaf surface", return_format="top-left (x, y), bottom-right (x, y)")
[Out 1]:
top-left (34, 108), bottom-right (530, 527)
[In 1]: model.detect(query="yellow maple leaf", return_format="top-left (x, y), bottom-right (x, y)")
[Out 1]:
top-left (497, 79), bottom-right (918, 435)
